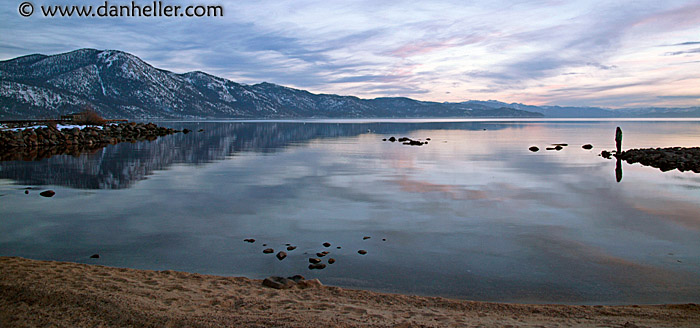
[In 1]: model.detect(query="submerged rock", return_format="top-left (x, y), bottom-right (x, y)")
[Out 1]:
top-left (39, 190), bottom-right (55, 197)
top-left (358, 250), bottom-right (367, 255)
top-left (244, 238), bottom-right (255, 243)
top-left (90, 254), bottom-right (100, 259)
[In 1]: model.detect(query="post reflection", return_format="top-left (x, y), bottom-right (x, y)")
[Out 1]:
top-left (616, 157), bottom-right (623, 183)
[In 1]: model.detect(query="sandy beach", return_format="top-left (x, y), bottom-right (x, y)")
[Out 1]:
top-left (1, 257), bottom-right (698, 327)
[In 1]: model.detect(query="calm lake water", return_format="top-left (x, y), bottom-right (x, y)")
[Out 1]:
top-left (1, 119), bottom-right (699, 305)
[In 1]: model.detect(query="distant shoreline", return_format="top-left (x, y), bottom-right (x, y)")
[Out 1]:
top-left (1, 256), bottom-right (698, 327)
top-left (148, 117), bottom-right (700, 123)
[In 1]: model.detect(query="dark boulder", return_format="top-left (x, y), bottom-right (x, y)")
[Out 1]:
top-left (263, 248), bottom-right (274, 254)
top-left (358, 250), bottom-right (367, 255)
top-left (309, 258), bottom-right (322, 264)
top-left (322, 242), bottom-right (331, 247)
top-left (288, 275), bottom-right (305, 283)
top-left (328, 258), bottom-right (336, 264)
top-left (286, 246), bottom-right (297, 251)
top-left (529, 146), bottom-right (539, 152)
top-left (582, 144), bottom-right (593, 150)
top-left (403, 139), bottom-right (424, 146)
top-left (388, 137), bottom-right (396, 142)
top-left (276, 251), bottom-right (287, 260)
top-left (308, 263), bottom-right (327, 270)
top-left (39, 190), bottom-right (55, 197)
top-left (90, 254), bottom-right (100, 259)
top-left (262, 276), bottom-right (295, 289)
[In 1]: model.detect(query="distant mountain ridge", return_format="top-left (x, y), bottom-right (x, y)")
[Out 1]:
top-left (0, 49), bottom-right (696, 119)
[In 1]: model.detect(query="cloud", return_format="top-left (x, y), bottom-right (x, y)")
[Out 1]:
top-left (657, 95), bottom-right (700, 100)
top-left (665, 48), bottom-right (700, 56)
top-left (671, 41), bottom-right (700, 46)
top-left (1, 0), bottom-right (700, 108)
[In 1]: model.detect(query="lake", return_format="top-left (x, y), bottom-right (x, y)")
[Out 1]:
top-left (1, 119), bottom-right (699, 305)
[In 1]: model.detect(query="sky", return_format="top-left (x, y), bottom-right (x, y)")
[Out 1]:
top-left (1, 0), bottom-right (699, 108)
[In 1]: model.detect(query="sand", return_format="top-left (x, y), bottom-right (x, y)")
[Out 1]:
top-left (1, 257), bottom-right (698, 327)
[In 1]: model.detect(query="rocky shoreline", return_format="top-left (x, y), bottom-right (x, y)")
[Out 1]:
top-left (615, 147), bottom-right (700, 173)
top-left (0, 122), bottom-right (179, 161)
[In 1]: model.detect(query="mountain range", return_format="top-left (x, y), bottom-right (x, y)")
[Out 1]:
top-left (0, 49), bottom-right (698, 119)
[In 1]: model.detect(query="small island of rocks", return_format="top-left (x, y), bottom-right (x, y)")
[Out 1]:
top-left (615, 147), bottom-right (700, 173)
top-left (1, 114), bottom-right (180, 161)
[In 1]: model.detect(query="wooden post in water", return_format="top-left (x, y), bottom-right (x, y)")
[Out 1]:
top-left (615, 127), bottom-right (622, 154)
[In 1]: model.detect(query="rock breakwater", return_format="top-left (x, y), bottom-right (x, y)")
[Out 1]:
top-left (0, 122), bottom-right (179, 161)
top-left (616, 147), bottom-right (700, 173)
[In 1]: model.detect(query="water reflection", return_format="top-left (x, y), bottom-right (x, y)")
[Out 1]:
top-left (616, 158), bottom-right (623, 183)
top-left (0, 122), bottom-right (514, 189)
top-left (1, 120), bottom-right (700, 304)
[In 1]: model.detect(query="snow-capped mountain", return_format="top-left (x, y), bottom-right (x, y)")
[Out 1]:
top-left (0, 49), bottom-right (543, 119)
